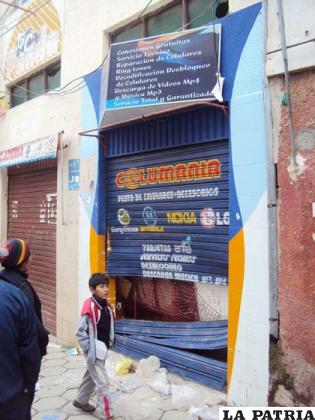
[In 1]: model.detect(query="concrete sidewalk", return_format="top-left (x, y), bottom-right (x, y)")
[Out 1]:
top-left (32, 340), bottom-right (226, 420)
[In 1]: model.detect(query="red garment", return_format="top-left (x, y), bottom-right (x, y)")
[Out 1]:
top-left (81, 297), bottom-right (115, 333)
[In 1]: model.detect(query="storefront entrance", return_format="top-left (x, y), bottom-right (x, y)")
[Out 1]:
top-left (103, 107), bottom-right (229, 389)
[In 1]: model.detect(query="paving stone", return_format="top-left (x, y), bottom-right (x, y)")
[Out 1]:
top-left (68, 415), bottom-right (96, 419)
top-left (62, 388), bottom-right (78, 401)
top-left (65, 360), bottom-right (86, 369)
top-left (33, 396), bottom-right (67, 411)
top-left (65, 354), bottom-right (85, 362)
top-left (41, 366), bottom-right (67, 377)
top-left (38, 375), bottom-right (64, 387)
top-left (33, 410), bottom-right (67, 420)
top-left (45, 351), bottom-right (67, 360)
top-left (46, 343), bottom-right (63, 352)
top-left (162, 410), bottom-right (190, 420)
top-left (113, 390), bottom-right (163, 419)
top-left (63, 401), bottom-right (87, 415)
top-left (43, 358), bottom-right (67, 367)
top-left (36, 385), bottom-right (68, 398)
top-left (62, 368), bottom-right (86, 388)
top-left (154, 397), bottom-right (177, 412)
top-left (186, 382), bottom-right (226, 406)
top-left (138, 406), bottom-right (163, 420)
top-left (168, 383), bottom-right (226, 410)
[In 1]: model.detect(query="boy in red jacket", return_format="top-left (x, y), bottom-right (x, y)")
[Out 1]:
top-left (74, 273), bottom-right (114, 419)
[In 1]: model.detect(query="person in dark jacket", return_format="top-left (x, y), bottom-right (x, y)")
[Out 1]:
top-left (0, 279), bottom-right (41, 419)
top-left (0, 238), bottom-right (49, 357)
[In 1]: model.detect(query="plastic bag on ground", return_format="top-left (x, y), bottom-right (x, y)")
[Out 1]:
top-left (115, 356), bottom-right (133, 375)
top-left (66, 347), bottom-right (79, 356)
top-left (135, 355), bottom-right (160, 378)
top-left (149, 369), bottom-right (170, 395)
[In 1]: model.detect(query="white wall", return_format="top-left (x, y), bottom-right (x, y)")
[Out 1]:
top-left (266, 0), bottom-right (315, 75)
top-left (229, 0), bottom-right (259, 13)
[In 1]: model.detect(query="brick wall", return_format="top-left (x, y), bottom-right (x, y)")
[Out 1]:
top-left (277, 69), bottom-right (315, 405)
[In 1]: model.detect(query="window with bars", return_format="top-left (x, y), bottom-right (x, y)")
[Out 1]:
top-left (10, 62), bottom-right (61, 108)
top-left (111, 0), bottom-right (228, 44)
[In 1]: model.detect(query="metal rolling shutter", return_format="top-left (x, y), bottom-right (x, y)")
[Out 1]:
top-left (106, 140), bottom-right (229, 285)
top-left (8, 161), bottom-right (57, 334)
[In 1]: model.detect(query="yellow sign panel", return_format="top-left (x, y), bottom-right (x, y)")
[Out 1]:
top-left (4, 0), bottom-right (62, 80)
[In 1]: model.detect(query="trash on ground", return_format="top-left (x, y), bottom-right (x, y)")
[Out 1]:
top-left (135, 355), bottom-right (160, 378)
top-left (189, 405), bottom-right (218, 420)
top-left (108, 390), bottom-right (123, 402)
top-left (149, 368), bottom-right (170, 395)
top-left (117, 369), bottom-right (170, 395)
top-left (66, 347), bottom-right (79, 356)
top-left (115, 356), bottom-right (133, 375)
top-left (108, 354), bottom-right (170, 395)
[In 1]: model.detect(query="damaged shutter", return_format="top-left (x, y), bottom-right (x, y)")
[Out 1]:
top-left (106, 140), bottom-right (229, 285)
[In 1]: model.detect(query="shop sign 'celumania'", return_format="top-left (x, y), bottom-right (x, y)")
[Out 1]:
top-left (115, 159), bottom-right (221, 190)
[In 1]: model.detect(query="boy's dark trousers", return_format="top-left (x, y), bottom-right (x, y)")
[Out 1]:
top-left (0, 388), bottom-right (34, 420)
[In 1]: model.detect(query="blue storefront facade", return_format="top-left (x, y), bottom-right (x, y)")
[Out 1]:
top-left (79, 2), bottom-right (271, 405)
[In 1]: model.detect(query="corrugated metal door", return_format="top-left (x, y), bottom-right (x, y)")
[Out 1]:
top-left (106, 140), bottom-right (229, 285)
top-left (7, 161), bottom-right (57, 334)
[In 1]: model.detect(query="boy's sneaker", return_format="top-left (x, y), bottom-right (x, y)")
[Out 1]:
top-left (73, 400), bottom-right (96, 412)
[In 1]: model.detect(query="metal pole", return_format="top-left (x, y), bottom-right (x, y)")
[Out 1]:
top-left (263, 0), bottom-right (279, 339)
top-left (277, 0), bottom-right (297, 165)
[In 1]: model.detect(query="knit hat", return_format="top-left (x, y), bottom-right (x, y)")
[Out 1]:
top-left (0, 247), bottom-right (8, 257)
top-left (0, 239), bottom-right (31, 268)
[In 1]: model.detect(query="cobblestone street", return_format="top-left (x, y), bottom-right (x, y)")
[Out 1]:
top-left (32, 341), bottom-right (226, 420)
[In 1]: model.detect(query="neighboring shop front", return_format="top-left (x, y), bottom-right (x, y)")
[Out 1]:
top-left (0, 0), bottom-right (63, 335)
top-left (0, 136), bottom-right (58, 334)
top-left (79, 2), bottom-right (271, 405)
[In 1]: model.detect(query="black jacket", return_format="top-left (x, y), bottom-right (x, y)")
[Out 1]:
top-left (0, 268), bottom-right (49, 357)
top-left (0, 281), bottom-right (41, 403)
